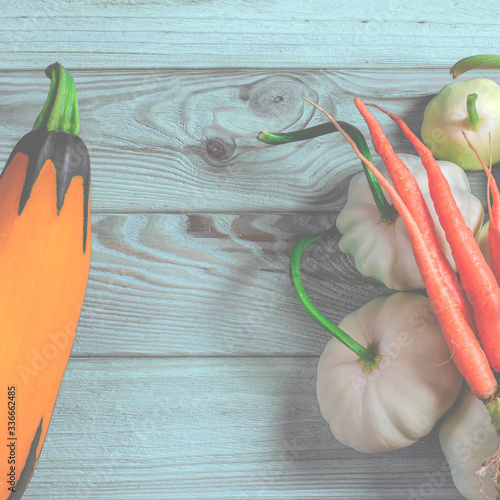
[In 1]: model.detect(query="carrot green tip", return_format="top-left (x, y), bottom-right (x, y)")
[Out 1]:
top-left (33, 62), bottom-right (80, 136)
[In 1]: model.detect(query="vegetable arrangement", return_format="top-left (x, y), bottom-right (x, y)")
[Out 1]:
top-left (0, 63), bottom-right (90, 499)
top-left (336, 153), bottom-right (483, 290)
top-left (258, 54), bottom-right (500, 499)
top-left (260, 125), bottom-right (484, 291)
top-left (316, 292), bottom-right (462, 454)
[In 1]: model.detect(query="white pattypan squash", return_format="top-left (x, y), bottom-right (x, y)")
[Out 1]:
top-left (336, 153), bottom-right (483, 290)
top-left (421, 78), bottom-right (500, 171)
top-left (316, 292), bottom-right (463, 454)
top-left (439, 384), bottom-right (498, 500)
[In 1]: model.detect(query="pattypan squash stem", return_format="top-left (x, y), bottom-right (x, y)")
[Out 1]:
top-left (451, 54), bottom-right (500, 79)
top-left (258, 122), bottom-right (398, 224)
top-left (33, 62), bottom-right (80, 136)
top-left (290, 227), bottom-right (381, 370)
top-left (258, 122), bottom-right (344, 144)
top-left (462, 93), bottom-right (482, 131)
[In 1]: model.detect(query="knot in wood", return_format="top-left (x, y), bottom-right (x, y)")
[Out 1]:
top-left (249, 81), bottom-right (302, 117)
top-left (205, 137), bottom-right (235, 163)
top-left (206, 138), bottom-right (227, 158)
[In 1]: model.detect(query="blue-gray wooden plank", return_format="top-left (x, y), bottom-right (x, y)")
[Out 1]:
top-left (23, 357), bottom-right (463, 500)
top-left (1, 0), bottom-right (500, 69)
top-left (73, 213), bottom-right (390, 357)
top-left (0, 68), bottom-right (496, 213)
top-left (1, 2), bottom-right (496, 499)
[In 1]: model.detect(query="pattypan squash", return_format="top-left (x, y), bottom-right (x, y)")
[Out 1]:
top-left (439, 384), bottom-right (498, 500)
top-left (337, 153), bottom-right (484, 290)
top-left (421, 78), bottom-right (500, 170)
top-left (316, 292), bottom-right (462, 454)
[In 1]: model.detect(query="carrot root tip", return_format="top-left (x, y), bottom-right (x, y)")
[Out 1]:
top-left (476, 428), bottom-right (500, 495)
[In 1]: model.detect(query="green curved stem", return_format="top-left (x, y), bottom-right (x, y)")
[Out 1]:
top-left (290, 227), bottom-right (380, 370)
top-left (258, 122), bottom-right (397, 223)
top-left (33, 62), bottom-right (80, 135)
top-left (340, 122), bottom-right (398, 224)
top-left (461, 93), bottom-right (482, 131)
top-left (451, 54), bottom-right (500, 79)
top-left (258, 122), bottom-right (345, 145)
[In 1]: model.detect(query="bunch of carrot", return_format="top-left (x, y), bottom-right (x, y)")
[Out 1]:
top-left (303, 96), bottom-right (500, 481)
top-left (460, 127), bottom-right (500, 288)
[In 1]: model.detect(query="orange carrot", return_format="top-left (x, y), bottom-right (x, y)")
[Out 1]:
top-left (302, 97), bottom-right (497, 401)
top-left (460, 126), bottom-right (500, 285)
top-left (368, 101), bottom-right (500, 372)
top-left (353, 98), bottom-right (475, 332)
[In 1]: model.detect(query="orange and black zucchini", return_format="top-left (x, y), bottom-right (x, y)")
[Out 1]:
top-left (0, 63), bottom-right (90, 499)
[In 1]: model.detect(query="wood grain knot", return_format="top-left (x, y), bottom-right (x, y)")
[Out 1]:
top-left (249, 81), bottom-right (302, 117)
top-left (205, 137), bottom-right (236, 163)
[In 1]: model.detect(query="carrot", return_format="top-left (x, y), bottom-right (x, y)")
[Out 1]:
top-left (352, 98), bottom-right (475, 332)
top-left (460, 126), bottom-right (500, 285)
top-left (302, 97), bottom-right (497, 401)
top-left (456, 136), bottom-right (500, 492)
top-left (367, 101), bottom-right (500, 373)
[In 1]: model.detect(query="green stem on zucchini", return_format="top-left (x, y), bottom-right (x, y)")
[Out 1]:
top-left (33, 62), bottom-right (80, 136)
top-left (461, 93), bottom-right (482, 132)
top-left (258, 122), bottom-right (398, 224)
top-left (290, 227), bottom-right (382, 371)
top-left (451, 54), bottom-right (500, 79)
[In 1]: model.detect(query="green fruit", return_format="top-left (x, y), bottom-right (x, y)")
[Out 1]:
top-left (421, 78), bottom-right (500, 170)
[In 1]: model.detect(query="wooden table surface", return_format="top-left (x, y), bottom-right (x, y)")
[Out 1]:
top-left (2, 1), bottom-right (500, 498)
